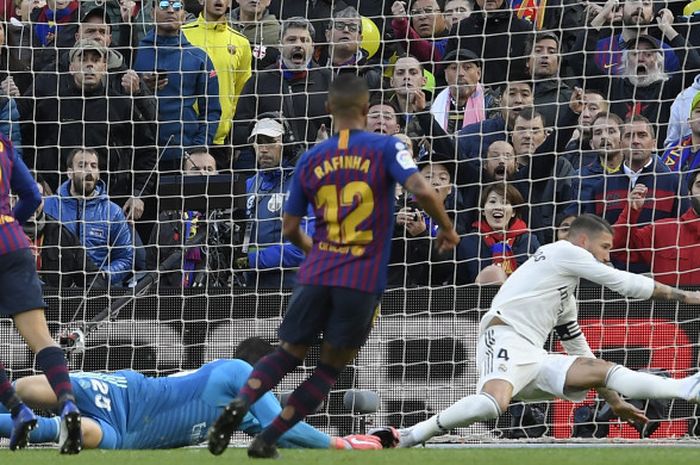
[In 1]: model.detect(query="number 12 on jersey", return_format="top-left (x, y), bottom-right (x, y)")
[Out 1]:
top-left (315, 181), bottom-right (374, 245)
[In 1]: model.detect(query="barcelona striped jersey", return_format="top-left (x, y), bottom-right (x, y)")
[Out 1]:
top-left (285, 129), bottom-right (418, 293)
top-left (0, 134), bottom-right (37, 256)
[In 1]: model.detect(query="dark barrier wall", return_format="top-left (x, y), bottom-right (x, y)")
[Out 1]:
top-left (1, 287), bottom-right (698, 439)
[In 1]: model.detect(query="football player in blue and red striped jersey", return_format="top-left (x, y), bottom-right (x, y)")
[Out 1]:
top-left (0, 134), bottom-right (82, 454)
top-left (208, 74), bottom-right (460, 458)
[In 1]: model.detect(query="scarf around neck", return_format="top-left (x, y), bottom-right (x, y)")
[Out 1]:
top-left (473, 217), bottom-right (528, 275)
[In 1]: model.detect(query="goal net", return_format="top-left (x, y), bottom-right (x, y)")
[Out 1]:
top-left (2, 0), bottom-right (700, 444)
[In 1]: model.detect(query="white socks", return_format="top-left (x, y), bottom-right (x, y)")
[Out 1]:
top-left (605, 365), bottom-right (694, 400)
top-left (401, 393), bottom-right (501, 447)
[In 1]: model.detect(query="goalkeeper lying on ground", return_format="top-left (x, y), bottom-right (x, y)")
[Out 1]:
top-left (0, 338), bottom-right (381, 451)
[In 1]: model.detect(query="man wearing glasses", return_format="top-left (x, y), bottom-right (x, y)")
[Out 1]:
top-left (133, 0), bottom-right (221, 169)
top-left (324, 6), bottom-right (381, 91)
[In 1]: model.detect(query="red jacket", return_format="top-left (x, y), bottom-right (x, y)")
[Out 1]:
top-left (613, 206), bottom-right (700, 285)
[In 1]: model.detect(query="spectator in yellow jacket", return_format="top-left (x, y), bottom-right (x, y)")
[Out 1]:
top-left (182, 0), bottom-right (252, 163)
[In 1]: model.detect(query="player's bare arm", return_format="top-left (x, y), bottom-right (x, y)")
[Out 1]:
top-left (402, 172), bottom-right (459, 252)
top-left (282, 213), bottom-right (313, 254)
top-left (651, 282), bottom-right (700, 304)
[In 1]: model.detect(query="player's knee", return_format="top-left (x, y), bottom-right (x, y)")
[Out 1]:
top-left (480, 380), bottom-right (513, 414)
top-left (279, 341), bottom-right (308, 361)
top-left (14, 377), bottom-right (30, 397)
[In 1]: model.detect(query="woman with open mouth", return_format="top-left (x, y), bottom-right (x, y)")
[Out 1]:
top-left (457, 183), bottom-right (540, 285)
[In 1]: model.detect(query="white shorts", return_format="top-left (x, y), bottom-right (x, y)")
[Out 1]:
top-left (476, 325), bottom-right (589, 402)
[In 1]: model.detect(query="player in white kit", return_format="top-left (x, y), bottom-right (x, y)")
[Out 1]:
top-left (393, 214), bottom-right (700, 447)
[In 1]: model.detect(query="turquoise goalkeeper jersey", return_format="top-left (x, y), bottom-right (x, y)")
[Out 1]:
top-left (70, 359), bottom-right (330, 449)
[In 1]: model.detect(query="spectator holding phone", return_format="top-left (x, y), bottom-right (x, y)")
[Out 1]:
top-left (389, 153), bottom-right (458, 287)
top-left (133, 0), bottom-right (221, 168)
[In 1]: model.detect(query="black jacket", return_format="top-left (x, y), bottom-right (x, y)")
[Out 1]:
top-left (232, 63), bottom-right (332, 148)
top-left (533, 78), bottom-right (573, 127)
top-left (446, 9), bottom-right (534, 86)
top-left (19, 73), bottom-right (157, 197)
top-left (37, 213), bottom-right (108, 289)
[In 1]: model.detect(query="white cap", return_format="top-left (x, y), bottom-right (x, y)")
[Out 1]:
top-left (249, 118), bottom-right (284, 142)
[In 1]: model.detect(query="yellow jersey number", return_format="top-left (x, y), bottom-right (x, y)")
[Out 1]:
top-left (315, 181), bottom-right (374, 245)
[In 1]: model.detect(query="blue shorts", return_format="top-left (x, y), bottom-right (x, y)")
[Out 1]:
top-left (278, 285), bottom-right (381, 349)
top-left (0, 249), bottom-right (46, 317)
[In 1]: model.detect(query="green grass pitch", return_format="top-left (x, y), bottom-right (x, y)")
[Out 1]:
top-left (3, 447), bottom-right (700, 465)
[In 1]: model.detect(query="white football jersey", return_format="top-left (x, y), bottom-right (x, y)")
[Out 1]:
top-left (480, 240), bottom-right (655, 348)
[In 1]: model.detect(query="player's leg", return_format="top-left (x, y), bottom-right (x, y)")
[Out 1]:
top-left (247, 288), bottom-right (380, 458)
top-left (208, 285), bottom-right (329, 456)
top-left (0, 414), bottom-right (104, 449)
top-left (398, 379), bottom-right (509, 448)
top-left (0, 251), bottom-right (49, 450)
top-left (398, 326), bottom-right (545, 447)
top-left (14, 375), bottom-right (60, 410)
top-left (0, 360), bottom-right (37, 451)
top-left (12, 309), bottom-right (82, 454)
top-left (565, 357), bottom-right (700, 400)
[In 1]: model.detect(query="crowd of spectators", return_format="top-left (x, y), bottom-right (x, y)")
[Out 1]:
top-left (3, 0), bottom-right (700, 290)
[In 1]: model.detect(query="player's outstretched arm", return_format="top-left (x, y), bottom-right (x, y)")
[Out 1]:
top-left (651, 282), bottom-right (700, 305)
top-left (402, 173), bottom-right (460, 253)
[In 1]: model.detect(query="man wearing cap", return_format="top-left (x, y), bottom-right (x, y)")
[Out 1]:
top-left (240, 118), bottom-right (313, 289)
top-left (79, 0), bottom-right (154, 47)
top-left (525, 32), bottom-right (572, 128)
top-left (444, 0), bottom-right (533, 87)
top-left (584, 0), bottom-right (684, 77)
top-left (662, 92), bottom-right (700, 174)
top-left (431, 48), bottom-right (488, 134)
top-left (20, 39), bottom-right (157, 217)
top-left (604, 31), bottom-right (700, 146)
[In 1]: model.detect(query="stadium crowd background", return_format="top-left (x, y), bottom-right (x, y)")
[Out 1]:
top-left (2, 0), bottom-right (700, 291)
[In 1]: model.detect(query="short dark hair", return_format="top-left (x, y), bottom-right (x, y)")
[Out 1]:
top-left (525, 31), bottom-right (561, 56)
top-left (408, 0), bottom-right (446, 12)
top-left (235, 337), bottom-right (275, 366)
top-left (480, 183), bottom-right (525, 217)
top-left (368, 93), bottom-right (400, 114)
top-left (281, 17), bottom-right (315, 40)
top-left (328, 73), bottom-right (369, 118)
top-left (591, 111), bottom-right (624, 128)
top-left (66, 148), bottom-right (99, 169)
top-left (623, 114), bottom-right (656, 140)
top-left (515, 107), bottom-right (544, 125)
top-left (568, 214), bottom-right (613, 238)
top-left (689, 170), bottom-right (700, 191)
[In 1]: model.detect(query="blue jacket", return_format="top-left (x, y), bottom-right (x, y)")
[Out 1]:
top-left (133, 32), bottom-right (221, 161)
top-left (456, 115), bottom-right (507, 160)
top-left (0, 98), bottom-right (22, 159)
top-left (456, 230), bottom-right (540, 285)
top-left (245, 168), bottom-right (314, 288)
top-left (569, 156), bottom-right (688, 226)
top-left (43, 180), bottom-right (133, 285)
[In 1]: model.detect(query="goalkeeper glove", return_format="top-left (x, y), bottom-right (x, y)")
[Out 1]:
top-left (367, 426), bottom-right (400, 448)
top-left (331, 434), bottom-right (382, 450)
